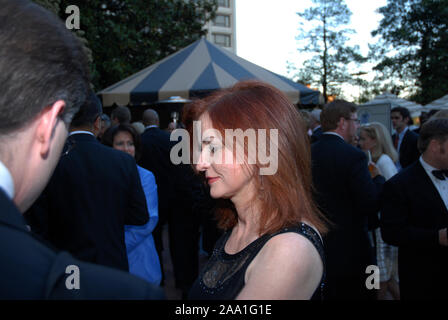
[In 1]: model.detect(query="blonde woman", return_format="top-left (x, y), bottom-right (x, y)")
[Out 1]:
top-left (359, 122), bottom-right (400, 300)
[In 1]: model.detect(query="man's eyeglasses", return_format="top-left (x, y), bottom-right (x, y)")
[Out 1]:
top-left (346, 118), bottom-right (360, 124)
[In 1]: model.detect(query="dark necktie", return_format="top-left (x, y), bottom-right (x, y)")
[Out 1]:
top-left (432, 170), bottom-right (448, 181)
top-left (393, 135), bottom-right (399, 149)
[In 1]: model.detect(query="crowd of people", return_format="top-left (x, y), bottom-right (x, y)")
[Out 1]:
top-left (302, 104), bottom-right (448, 300)
top-left (1, 0), bottom-right (447, 301)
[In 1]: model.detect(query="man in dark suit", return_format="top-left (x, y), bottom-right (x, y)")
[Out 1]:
top-left (0, 0), bottom-right (162, 299)
top-left (140, 109), bottom-right (201, 298)
top-left (26, 92), bottom-right (149, 272)
top-left (310, 108), bottom-right (323, 143)
top-left (381, 118), bottom-right (448, 300)
top-left (311, 100), bottom-right (385, 300)
top-left (391, 106), bottom-right (420, 170)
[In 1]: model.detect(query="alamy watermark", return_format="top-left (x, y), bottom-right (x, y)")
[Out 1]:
top-left (365, 265), bottom-right (380, 290)
top-left (65, 5), bottom-right (80, 30)
top-left (65, 264), bottom-right (80, 290)
top-left (169, 121), bottom-right (279, 175)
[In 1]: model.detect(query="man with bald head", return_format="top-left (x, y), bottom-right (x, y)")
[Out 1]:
top-left (142, 108), bottom-right (160, 128)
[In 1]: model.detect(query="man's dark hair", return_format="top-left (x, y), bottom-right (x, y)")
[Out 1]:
top-left (391, 107), bottom-right (411, 121)
top-left (111, 106), bottom-right (132, 124)
top-left (71, 91), bottom-right (103, 128)
top-left (0, 0), bottom-right (90, 135)
top-left (321, 100), bottom-right (358, 132)
top-left (417, 119), bottom-right (448, 153)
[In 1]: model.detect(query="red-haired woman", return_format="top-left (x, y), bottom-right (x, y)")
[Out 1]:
top-left (184, 80), bottom-right (328, 300)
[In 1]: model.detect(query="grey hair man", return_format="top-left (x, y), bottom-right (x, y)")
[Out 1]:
top-left (381, 118), bottom-right (448, 300)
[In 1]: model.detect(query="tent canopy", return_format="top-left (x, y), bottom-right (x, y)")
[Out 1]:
top-left (363, 92), bottom-right (423, 117)
top-left (424, 93), bottom-right (448, 110)
top-left (98, 38), bottom-right (323, 107)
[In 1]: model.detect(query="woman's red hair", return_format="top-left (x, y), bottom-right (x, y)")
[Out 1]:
top-left (183, 80), bottom-right (327, 236)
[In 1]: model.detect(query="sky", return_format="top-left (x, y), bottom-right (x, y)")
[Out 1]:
top-left (235, 0), bottom-right (388, 100)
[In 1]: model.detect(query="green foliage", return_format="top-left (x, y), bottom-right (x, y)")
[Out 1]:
top-left (50, 0), bottom-right (217, 91)
top-left (371, 0), bottom-right (448, 104)
top-left (290, 0), bottom-right (366, 102)
top-left (33, 0), bottom-right (60, 15)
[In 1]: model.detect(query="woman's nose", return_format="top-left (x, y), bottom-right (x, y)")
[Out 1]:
top-left (196, 150), bottom-right (210, 172)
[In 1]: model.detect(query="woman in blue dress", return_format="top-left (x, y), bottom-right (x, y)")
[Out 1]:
top-left (104, 123), bottom-right (162, 285)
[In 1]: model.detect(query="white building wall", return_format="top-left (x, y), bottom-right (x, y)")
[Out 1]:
top-left (205, 0), bottom-right (236, 53)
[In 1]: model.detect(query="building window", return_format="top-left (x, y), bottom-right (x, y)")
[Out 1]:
top-left (213, 33), bottom-right (231, 47)
top-left (213, 14), bottom-right (230, 27)
top-left (217, 0), bottom-right (230, 8)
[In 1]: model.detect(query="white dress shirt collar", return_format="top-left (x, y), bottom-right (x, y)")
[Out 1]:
top-left (69, 131), bottom-right (95, 137)
top-left (420, 156), bottom-right (448, 210)
top-left (0, 160), bottom-right (14, 199)
top-left (420, 155), bottom-right (440, 178)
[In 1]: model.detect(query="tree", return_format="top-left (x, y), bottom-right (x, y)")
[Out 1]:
top-left (290, 0), bottom-right (366, 102)
top-left (34, 0), bottom-right (93, 68)
top-left (33, 0), bottom-right (60, 14)
top-left (36, 0), bottom-right (217, 91)
top-left (370, 0), bottom-right (448, 104)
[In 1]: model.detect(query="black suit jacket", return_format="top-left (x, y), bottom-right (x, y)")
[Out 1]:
top-left (380, 161), bottom-right (448, 299)
top-left (0, 190), bottom-right (163, 299)
top-left (311, 134), bottom-right (385, 298)
top-left (311, 126), bottom-right (323, 144)
top-left (25, 133), bottom-right (148, 272)
top-left (139, 127), bottom-right (177, 221)
top-left (393, 129), bottom-right (420, 169)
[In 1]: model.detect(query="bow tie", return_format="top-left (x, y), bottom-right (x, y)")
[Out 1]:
top-left (432, 170), bottom-right (448, 180)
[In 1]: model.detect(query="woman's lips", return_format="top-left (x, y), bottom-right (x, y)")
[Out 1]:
top-left (207, 177), bottom-right (219, 184)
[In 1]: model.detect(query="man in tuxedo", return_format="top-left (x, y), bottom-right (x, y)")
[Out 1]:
top-left (381, 118), bottom-right (448, 300)
top-left (140, 109), bottom-right (201, 298)
top-left (311, 100), bottom-right (385, 300)
top-left (26, 92), bottom-right (149, 272)
top-left (0, 0), bottom-right (163, 299)
top-left (391, 106), bottom-right (420, 170)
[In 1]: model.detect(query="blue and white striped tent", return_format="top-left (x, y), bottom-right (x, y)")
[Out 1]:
top-left (98, 38), bottom-right (322, 107)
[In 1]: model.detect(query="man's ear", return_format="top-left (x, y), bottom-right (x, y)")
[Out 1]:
top-left (36, 100), bottom-right (66, 158)
top-left (427, 139), bottom-right (439, 154)
top-left (93, 115), bottom-right (102, 135)
top-left (337, 117), bottom-right (346, 130)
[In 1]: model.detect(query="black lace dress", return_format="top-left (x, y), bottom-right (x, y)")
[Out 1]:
top-left (188, 222), bottom-right (325, 300)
